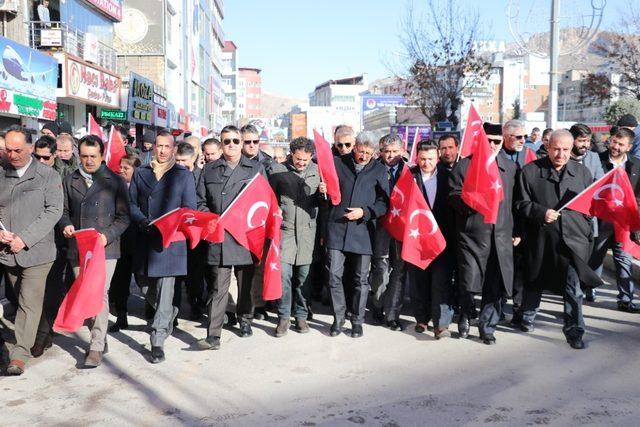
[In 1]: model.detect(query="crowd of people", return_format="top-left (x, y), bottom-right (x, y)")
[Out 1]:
top-left (1, 113), bottom-right (639, 376)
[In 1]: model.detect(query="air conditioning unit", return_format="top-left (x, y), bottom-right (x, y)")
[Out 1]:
top-left (0, 0), bottom-right (19, 13)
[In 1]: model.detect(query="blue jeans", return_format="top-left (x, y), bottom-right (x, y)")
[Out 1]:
top-left (278, 263), bottom-right (311, 320)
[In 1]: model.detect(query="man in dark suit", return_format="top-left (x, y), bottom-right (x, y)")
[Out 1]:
top-left (409, 142), bottom-right (456, 338)
top-left (369, 133), bottom-right (407, 330)
top-left (58, 135), bottom-right (130, 367)
top-left (196, 125), bottom-right (264, 350)
top-left (129, 130), bottom-right (197, 363)
top-left (325, 131), bottom-right (389, 338)
top-left (590, 127), bottom-right (640, 313)
top-left (449, 124), bottom-right (517, 345)
top-left (515, 130), bottom-right (603, 349)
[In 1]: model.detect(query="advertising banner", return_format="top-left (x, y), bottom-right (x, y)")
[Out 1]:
top-left (390, 125), bottom-right (432, 144)
top-left (114, 0), bottom-right (165, 55)
top-left (0, 36), bottom-right (58, 101)
top-left (83, 0), bottom-right (123, 22)
top-left (362, 95), bottom-right (406, 113)
top-left (64, 55), bottom-right (121, 108)
top-left (154, 104), bottom-right (168, 128)
top-left (0, 88), bottom-right (57, 120)
top-left (127, 72), bottom-right (154, 125)
top-left (291, 113), bottom-right (307, 140)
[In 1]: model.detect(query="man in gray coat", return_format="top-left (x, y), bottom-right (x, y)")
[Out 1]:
top-left (0, 125), bottom-right (63, 375)
top-left (269, 137), bottom-right (326, 336)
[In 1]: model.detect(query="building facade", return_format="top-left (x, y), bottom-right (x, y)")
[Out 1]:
top-left (221, 40), bottom-right (238, 125)
top-left (239, 67), bottom-right (261, 119)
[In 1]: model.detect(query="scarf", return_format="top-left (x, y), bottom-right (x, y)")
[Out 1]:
top-left (78, 164), bottom-right (105, 188)
top-left (150, 157), bottom-right (176, 181)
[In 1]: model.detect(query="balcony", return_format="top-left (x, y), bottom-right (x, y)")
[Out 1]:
top-left (28, 21), bottom-right (117, 70)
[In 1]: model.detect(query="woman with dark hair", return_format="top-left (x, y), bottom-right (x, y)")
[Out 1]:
top-left (108, 154), bottom-right (142, 332)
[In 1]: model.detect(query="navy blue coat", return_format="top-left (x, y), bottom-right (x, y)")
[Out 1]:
top-left (325, 154), bottom-right (390, 255)
top-left (129, 164), bottom-right (197, 277)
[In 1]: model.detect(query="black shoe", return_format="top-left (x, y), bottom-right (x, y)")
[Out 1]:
top-left (254, 307), bottom-right (269, 321)
top-left (414, 324), bottom-right (427, 333)
top-left (109, 313), bottom-right (129, 332)
top-left (330, 319), bottom-right (345, 337)
top-left (480, 333), bottom-right (496, 345)
top-left (31, 334), bottom-right (53, 358)
top-left (585, 288), bottom-right (596, 302)
top-left (240, 322), bottom-right (253, 337)
top-left (510, 312), bottom-right (523, 326)
top-left (566, 335), bottom-right (585, 350)
top-left (150, 346), bottom-right (165, 363)
top-left (617, 302), bottom-right (640, 313)
top-left (225, 312), bottom-right (238, 327)
top-left (458, 315), bottom-right (470, 339)
top-left (386, 320), bottom-right (404, 331)
top-left (371, 307), bottom-right (384, 325)
top-left (520, 321), bottom-right (535, 333)
top-left (197, 336), bottom-right (221, 350)
top-left (351, 324), bottom-right (363, 338)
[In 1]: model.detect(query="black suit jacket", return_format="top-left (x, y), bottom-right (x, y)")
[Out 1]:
top-left (59, 165), bottom-right (130, 265)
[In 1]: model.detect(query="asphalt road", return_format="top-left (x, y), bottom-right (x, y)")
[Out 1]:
top-left (1, 273), bottom-right (639, 426)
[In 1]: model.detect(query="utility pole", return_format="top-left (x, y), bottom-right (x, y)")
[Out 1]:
top-left (548, 0), bottom-right (560, 128)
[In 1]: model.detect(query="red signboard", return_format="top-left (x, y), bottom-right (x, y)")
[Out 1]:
top-left (83, 0), bottom-right (123, 22)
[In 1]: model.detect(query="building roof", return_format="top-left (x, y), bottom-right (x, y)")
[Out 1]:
top-left (314, 75), bottom-right (365, 91)
top-left (239, 67), bottom-right (262, 74)
top-left (223, 41), bottom-right (238, 52)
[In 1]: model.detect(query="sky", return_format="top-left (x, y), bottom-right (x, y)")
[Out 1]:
top-left (224, 0), bottom-right (625, 99)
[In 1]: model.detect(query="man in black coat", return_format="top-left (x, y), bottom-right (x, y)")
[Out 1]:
top-left (369, 133), bottom-right (407, 331)
top-left (325, 131), bottom-right (389, 338)
top-left (196, 125), bottom-right (264, 350)
top-left (515, 129), bottom-right (603, 349)
top-left (449, 125), bottom-right (517, 345)
top-left (590, 127), bottom-right (640, 313)
top-left (58, 135), bottom-right (130, 367)
top-left (409, 142), bottom-right (456, 338)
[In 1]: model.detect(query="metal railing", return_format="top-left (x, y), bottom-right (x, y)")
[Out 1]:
top-left (28, 21), bottom-right (117, 70)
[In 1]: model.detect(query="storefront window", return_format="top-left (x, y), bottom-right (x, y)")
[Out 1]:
top-left (58, 0), bottom-right (115, 45)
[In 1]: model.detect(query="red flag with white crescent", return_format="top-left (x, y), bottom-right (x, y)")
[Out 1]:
top-left (382, 165), bottom-right (413, 241)
top-left (54, 229), bottom-right (106, 332)
top-left (459, 104), bottom-right (483, 158)
top-left (313, 129), bottom-right (342, 206)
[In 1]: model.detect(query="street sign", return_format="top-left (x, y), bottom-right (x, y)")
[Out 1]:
top-left (436, 121), bottom-right (453, 131)
top-left (100, 109), bottom-right (127, 121)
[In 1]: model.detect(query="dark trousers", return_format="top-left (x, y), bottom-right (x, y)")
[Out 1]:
top-left (370, 240), bottom-right (407, 321)
top-left (590, 223), bottom-right (636, 304)
top-left (511, 246), bottom-right (525, 311)
top-left (477, 245), bottom-right (505, 336)
top-left (326, 249), bottom-right (371, 325)
top-left (521, 265), bottom-right (585, 338)
top-left (278, 263), bottom-right (311, 320)
top-left (109, 254), bottom-right (133, 315)
top-left (409, 253), bottom-right (454, 329)
top-left (204, 264), bottom-right (255, 338)
top-left (35, 254), bottom-right (73, 343)
top-left (174, 244), bottom-right (206, 311)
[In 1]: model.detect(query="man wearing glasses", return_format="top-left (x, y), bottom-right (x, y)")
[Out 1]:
top-left (332, 125), bottom-right (356, 156)
top-left (197, 125), bottom-right (264, 350)
top-left (499, 120), bottom-right (530, 170)
top-left (325, 131), bottom-right (389, 338)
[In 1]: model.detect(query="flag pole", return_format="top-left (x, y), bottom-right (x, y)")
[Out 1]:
top-left (557, 166), bottom-right (618, 212)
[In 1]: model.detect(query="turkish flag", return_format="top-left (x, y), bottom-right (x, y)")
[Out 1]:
top-left (525, 147), bottom-right (537, 165)
top-left (409, 127), bottom-right (421, 165)
top-left (54, 229), bottom-right (106, 333)
top-left (177, 209), bottom-right (220, 249)
top-left (105, 126), bottom-right (127, 173)
top-left (461, 126), bottom-right (504, 224)
top-left (459, 104), bottom-right (483, 158)
top-left (151, 208), bottom-right (187, 248)
top-left (400, 178), bottom-right (447, 269)
top-left (88, 113), bottom-right (102, 139)
top-left (313, 130), bottom-right (342, 206)
top-left (262, 211), bottom-right (283, 301)
top-left (210, 173), bottom-right (279, 260)
top-left (382, 166), bottom-right (414, 241)
top-left (563, 166), bottom-right (640, 257)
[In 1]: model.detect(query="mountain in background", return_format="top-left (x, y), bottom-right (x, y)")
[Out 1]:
top-left (261, 91), bottom-right (306, 118)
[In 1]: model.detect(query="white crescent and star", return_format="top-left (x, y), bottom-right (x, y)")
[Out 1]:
top-left (182, 214), bottom-right (196, 224)
top-left (247, 201), bottom-right (269, 228)
top-left (593, 183), bottom-right (625, 206)
top-left (409, 209), bottom-right (438, 236)
top-left (392, 187), bottom-right (405, 204)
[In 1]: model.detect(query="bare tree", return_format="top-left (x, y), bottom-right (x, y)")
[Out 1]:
top-left (398, 0), bottom-right (491, 128)
top-left (582, 8), bottom-right (640, 102)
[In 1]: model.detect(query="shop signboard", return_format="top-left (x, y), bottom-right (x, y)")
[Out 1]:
top-left (100, 109), bottom-right (127, 121)
top-left (83, 0), bottom-right (123, 22)
top-left (154, 104), bottom-right (168, 128)
top-left (291, 113), bottom-right (307, 139)
top-left (65, 55), bottom-right (121, 107)
top-left (361, 95), bottom-right (406, 114)
top-left (0, 36), bottom-right (58, 101)
top-left (127, 72), bottom-right (153, 125)
top-left (0, 88), bottom-right (57, 120)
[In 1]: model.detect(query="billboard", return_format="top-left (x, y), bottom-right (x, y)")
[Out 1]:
top-left (127, 72), bottom-right (154, 125)
top-left (362, 95), bottom-right (406, 114)
top-left (64, 55), bottom-right (121, 108)
top-left (114, 0), bottom-right (164, 55)
top-left (0, 36), bottom-right (58, 101)
top-left (291, 113), bottom-right (307, 140)
top-left (83, 0), bottom-right (123, 21)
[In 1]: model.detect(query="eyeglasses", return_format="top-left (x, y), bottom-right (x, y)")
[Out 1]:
top-left (34, 154), bottom-right (52, 161)
top-left (222, 138), bottom-right (241, 145)
top-left (511, 134), bottom-right (527, 140)
top-left (336, 143), bottom-right (352, 149)
top-left (488, 139), bottom-right (502, 145)
top-left (243, 139), bottom-right (260, 145)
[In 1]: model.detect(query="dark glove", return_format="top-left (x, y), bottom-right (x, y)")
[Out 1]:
top-left (631, 230), bottom-right (640, 245)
